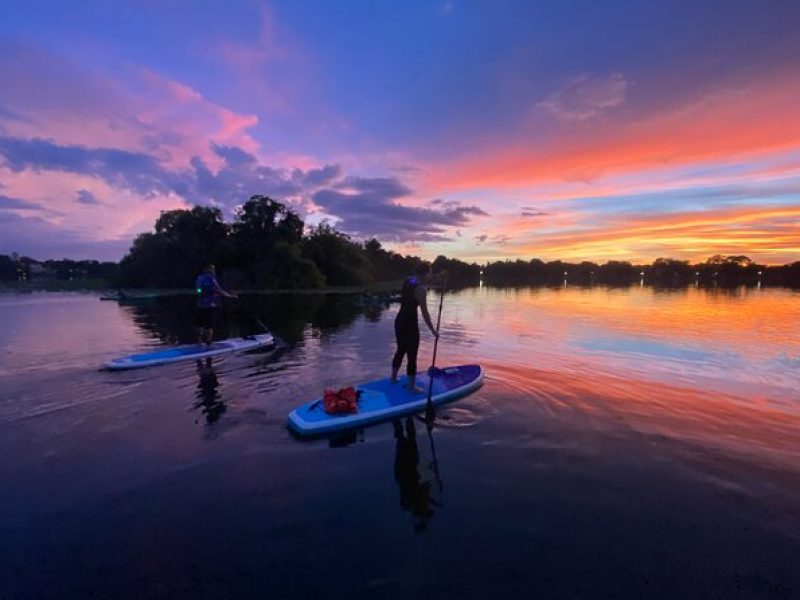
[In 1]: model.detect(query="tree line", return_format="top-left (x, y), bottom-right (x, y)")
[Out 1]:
top-left (2, 195), bottom-right (799, 288)
top-left (481, 255), bottom-right (800, 287)
top-left (116, 195), bottom-right (426, 288)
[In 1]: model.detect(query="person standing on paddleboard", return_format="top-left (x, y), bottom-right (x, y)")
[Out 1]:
top-left (196, 264), bottom-right (237, 345)
top-left (391, 268), bottom-right (439, 393)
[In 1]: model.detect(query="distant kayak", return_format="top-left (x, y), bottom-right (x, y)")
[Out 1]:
top-left (288, 364), bottom-right (484, 437)
top-left (104, 333), bottom-right (274, 370)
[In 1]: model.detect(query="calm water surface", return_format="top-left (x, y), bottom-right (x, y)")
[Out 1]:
top-left (1, 286), bottom-right (799, 598)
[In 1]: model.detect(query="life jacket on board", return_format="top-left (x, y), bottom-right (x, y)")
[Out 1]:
top-left (323, 386), bottom-right (360, 415)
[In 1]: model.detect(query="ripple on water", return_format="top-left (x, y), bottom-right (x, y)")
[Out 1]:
top-left (436, 403), bottom-right (491, 429)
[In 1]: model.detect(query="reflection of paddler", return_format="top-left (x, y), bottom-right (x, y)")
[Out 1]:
top-left (393, 417), bottom-right (438, 532)
top-left (195, 358), bottom-right (225, 424)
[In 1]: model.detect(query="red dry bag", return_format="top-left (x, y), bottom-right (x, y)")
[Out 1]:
top-left (323, 386), bottom-right (359, 415)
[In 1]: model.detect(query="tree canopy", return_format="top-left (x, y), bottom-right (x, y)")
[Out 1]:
top-left (114, 195), bottom-right (428, 289)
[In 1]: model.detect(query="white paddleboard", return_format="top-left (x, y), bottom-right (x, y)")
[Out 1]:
top-left (104, 333), bottom-right (274, 370)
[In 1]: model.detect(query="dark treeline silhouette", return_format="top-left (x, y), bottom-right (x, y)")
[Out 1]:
top-left (2, 195), bottom-right (799, 289)
top-left (115, 195), bottom-right (428, 288)
top-left (482, 255), bottom-right (800, 287)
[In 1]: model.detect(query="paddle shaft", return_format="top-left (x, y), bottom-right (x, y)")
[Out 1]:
top-left (426, 418), bottom-right (444, 492)
top-left (425, 274), bottom-right (447, 421)
top-left (228, 295), bottom-right (271, 335)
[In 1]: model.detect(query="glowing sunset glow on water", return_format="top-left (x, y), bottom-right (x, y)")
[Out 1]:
top-left (444, 286), bottom-right (800, 404)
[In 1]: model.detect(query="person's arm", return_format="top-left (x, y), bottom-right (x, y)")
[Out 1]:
top-left (213, 277), bottom-right (238, 298)
top-left (415, 285), bottom-right (438, 337)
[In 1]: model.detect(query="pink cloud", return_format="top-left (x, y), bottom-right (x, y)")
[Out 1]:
top-left (0, 41), bottom-right (261, 171)
top-left (0, 165), bottom-right (187, 241)
top-left (211, 5), bottom-right (309, 116)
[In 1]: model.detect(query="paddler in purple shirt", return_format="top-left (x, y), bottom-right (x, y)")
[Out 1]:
top-left (391, 268), bottom-right (438, 393)
top-left (195, 264), bottom-right (237, 345)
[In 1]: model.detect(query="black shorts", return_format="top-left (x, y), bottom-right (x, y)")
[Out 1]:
top-left (392, 316), bottom-right (420, 376)
top-left (196, 307), bottom-right (218, 329)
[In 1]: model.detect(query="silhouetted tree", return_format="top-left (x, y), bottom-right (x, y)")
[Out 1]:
top-left (302, 222), bottom-right (371, 286)
top-left (0, 255), bottom-right (17, 281)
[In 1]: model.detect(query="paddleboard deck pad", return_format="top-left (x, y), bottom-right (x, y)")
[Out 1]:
top-left (104, 333), bottom-right (274, 370)
top-left (288, 364), bottom-right (484, 437)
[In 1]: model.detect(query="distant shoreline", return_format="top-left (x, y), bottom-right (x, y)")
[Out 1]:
top-left (0, 279), bottom-right (404, 296)
top-left (2, 279), bottom-right (797, 296)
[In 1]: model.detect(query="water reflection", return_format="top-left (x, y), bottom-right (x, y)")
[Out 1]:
top-left (3, 287), bottom-right (800, 597)
top-left (325, 429), bottom-right (365, 447)
top-left (393, 417), bottom-right (441, 533)
top-left (122, 292), bottom-right (391, 346)
top-left (194, 358), bottom-right (225, 424)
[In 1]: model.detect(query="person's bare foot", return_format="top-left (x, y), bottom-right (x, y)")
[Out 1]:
top-left (405, 384), bottom-right (425, 394)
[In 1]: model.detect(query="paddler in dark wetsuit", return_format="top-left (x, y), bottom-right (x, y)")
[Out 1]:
top-left (391, 269), bottom-right (438, 393)
top-left (195, 263), bottom-right (237, 345)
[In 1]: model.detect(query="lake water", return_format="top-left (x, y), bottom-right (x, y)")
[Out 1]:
top-left (1, 286), bottom-right (799, 598)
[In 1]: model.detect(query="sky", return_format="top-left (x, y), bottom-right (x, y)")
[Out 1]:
top-left (0, 0), bottom-right (799, 264)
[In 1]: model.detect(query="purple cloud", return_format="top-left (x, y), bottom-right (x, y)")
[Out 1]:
top-left (0, 211), bottom-right (129, 260)
top-left (0, 136), bottom-right (342, 211)
top-left (475, 233), bottom-right (510, 246)
top-left (0, 136), bottom-right (180, 197)
top-left (521, 206), bottom-right (550, 217)
top-left (187, 145), bottom-right (341, 207)
top-left (0, 134), bottom-right (486, 246)
top-left (0, 194), bottom-right (43, 211)
top-left (209, 143), bottom-right (257, 167)
top-left (312, 176), bottom-right (487, 242)
top-left (76, 189), bottom-right (100, 205)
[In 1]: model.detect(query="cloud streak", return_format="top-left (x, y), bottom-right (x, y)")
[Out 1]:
top-left (0, 194), bottom-right (43, 211)
top-left (537, 73), bottom-right (629, 122)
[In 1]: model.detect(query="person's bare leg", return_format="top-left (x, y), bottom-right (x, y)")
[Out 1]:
top-left (405, 375), bottom-right (424, 394)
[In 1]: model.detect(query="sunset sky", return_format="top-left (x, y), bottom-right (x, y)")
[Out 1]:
top-left (1, 0), bottom-right (799, 263)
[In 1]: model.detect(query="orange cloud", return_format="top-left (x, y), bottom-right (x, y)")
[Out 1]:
top-left (431, 68), bottom-right (800, 191)
top-left (509, 205), bottom-right (800, 264)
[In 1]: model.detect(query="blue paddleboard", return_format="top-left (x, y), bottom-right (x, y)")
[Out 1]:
top-left (104, 333), bottom-right (274, 370)
top-left (287, 364), bottom-right (484, 437)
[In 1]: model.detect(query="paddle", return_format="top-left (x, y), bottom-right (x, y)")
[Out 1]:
top-left (228, 294), bottom-right (272, 336)
top-left (426, 416), bottom-right (444, 493)
top-left (424, 272), bottom-right (447, 428)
